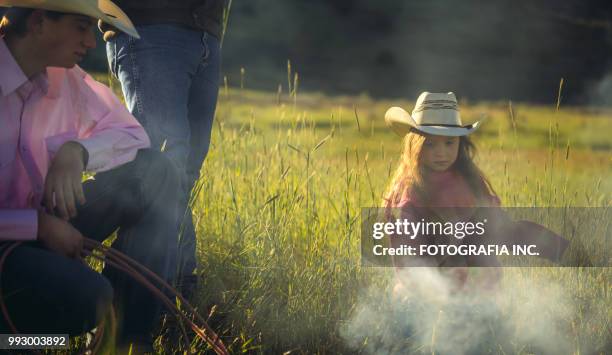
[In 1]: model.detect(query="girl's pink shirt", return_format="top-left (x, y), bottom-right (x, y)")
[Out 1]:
top-left (397, 169), bottom-right (499, 209)
top-left (389, 169), bottom-right (499, 269)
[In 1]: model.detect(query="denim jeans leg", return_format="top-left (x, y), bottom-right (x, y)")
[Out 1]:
top-left (107, 26), bottom-right (220, 286)
top-left (178, 32), bottom-right (221, 281)
top-left (0, 243), bottom-right (113, 335)
top-left (71, 149), bottom-right (180, 342)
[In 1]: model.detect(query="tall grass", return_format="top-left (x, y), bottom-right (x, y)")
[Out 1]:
top-left (93, 73), bottom-right (611, 354)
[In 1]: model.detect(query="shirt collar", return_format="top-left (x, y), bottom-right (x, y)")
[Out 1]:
top-left (0, 37), bottom-right (50, 98)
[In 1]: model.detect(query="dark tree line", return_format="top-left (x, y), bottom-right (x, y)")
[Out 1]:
top-left (3, 1), bottom-right (612, 103)
top-left (222, 0), bottom-right (612, 104)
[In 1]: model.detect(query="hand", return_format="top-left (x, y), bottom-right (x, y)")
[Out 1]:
top-left (37, 210), bottom-right (84, 258)
top-left (44, 141), bottom-right (87, 220)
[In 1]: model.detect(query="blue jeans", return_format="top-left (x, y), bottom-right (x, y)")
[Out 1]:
top-left (106, 25), bottom-right (221, 285)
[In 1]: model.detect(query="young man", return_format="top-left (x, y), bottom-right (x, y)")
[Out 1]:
top-left (0, 1), bottom-right (179, 352)
top-left (100, 0), bottom-right (226, 297)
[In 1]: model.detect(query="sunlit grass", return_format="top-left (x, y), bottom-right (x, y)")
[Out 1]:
top-left (88, 72), bottom-right (611, 354)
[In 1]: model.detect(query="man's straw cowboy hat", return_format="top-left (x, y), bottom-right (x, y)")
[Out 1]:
top-left (0, 0), bottom-right (139, 38)
top-left (385, 92), bottom-right (483, 137)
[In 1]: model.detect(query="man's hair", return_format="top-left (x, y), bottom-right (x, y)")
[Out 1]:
top-left (0, 7), bottom-right (65, 37)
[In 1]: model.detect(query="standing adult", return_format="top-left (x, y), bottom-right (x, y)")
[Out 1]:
top-left (100, 0), bottom-right (227, 297)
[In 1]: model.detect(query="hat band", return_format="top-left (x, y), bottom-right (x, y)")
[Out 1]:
top-left (413, 106), bottom-right (458, 114)
top-left (413, 99), bottom-right (459, 113)
top-left (420, 123), bottom-right (473, 129)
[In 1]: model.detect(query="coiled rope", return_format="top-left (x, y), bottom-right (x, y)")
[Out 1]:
top-left (0, 239), bottom-right (229, 355)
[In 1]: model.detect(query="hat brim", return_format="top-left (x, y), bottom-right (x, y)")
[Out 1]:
top-left (385, 106), bottom-right (482, 137)
top-left (0, 0), bottom-right (140, 39)
top-left (96, 0), bottom-right (140, 39)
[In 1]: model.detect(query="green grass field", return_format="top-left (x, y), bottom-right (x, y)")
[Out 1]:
top-left (92, 73), bottom-right (610, 354)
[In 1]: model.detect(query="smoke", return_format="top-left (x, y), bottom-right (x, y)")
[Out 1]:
top-left (341, 268), bottom-right (608, 355)
top-left (586, 72), bottom-right (612, 106)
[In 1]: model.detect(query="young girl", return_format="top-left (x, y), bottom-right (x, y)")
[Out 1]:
top-left (381, 92), bottom-right (567, 295)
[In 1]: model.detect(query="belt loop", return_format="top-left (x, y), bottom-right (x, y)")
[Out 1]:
top-left (192, 4), bottom-right (206, 30)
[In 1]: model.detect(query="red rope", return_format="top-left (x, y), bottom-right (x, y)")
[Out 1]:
top-left (0, 242), bottom-right (22, 335)
top-left (0, 240), bottom-right (229, 355)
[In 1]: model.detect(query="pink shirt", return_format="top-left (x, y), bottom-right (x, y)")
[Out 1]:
top-left (389, 169), bottom-right (500, 268)
top-left (389, 169), bottom-right (565, 267)
top-left (397, 169), bottom-right (500, 209)
top-left (0, 37), bottom-right (150, 241)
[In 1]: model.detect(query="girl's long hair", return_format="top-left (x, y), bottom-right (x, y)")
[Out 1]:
top-left (382, 129), bottom-right (497, 208)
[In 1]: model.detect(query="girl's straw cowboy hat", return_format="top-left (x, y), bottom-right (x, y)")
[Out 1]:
top-left (385, 92), bottom-right (483, 137)
top-left (0, 0), bottom-right (139, 38)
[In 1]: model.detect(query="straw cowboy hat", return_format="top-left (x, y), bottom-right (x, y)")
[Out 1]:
top-left (0, 0), bottom-right (139, 38)
top-left (385, 92), bottom-right (483, 137)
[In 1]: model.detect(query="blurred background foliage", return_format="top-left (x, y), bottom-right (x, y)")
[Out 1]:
top-left (4, 0), bottom-right (612, 104)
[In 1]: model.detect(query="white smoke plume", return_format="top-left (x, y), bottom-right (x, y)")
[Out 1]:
top-left (341, 268), bottom-right (608, 355)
